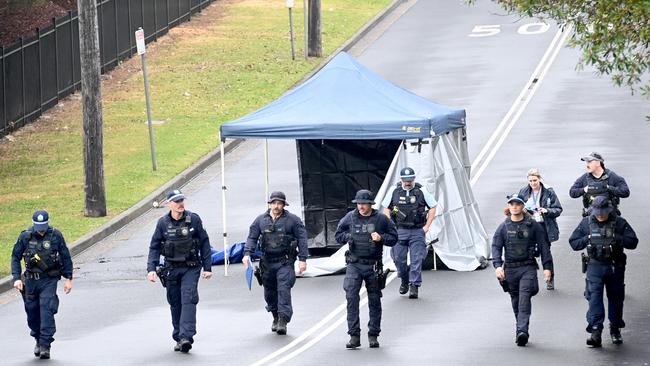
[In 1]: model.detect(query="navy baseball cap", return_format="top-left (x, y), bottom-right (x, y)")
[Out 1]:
top-left (591, 196), bottom-right (613, 216)
top-left (400, 167), bottom-right (416, 181)
top-left (581, 152), bottom-right (604, 162)
top-left (32, 210), bottom-right (49, 232)
top-left (352, 190), bottom-right (375, 204)
top-left (507, 194), bottom-right (525, 205)
top-left (268, 191), bottom-right (289, 206)
top-left (166, 189), bottom-right (185, 203)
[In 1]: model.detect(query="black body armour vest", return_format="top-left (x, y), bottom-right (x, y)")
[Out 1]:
top-left (504, 217), bottom-right (537, 265)
top-left (261, 220), bottom-right (295, 259)
top-left (161, 212), bottom-right (199, 265)
top-left (23, 230), bottom-right (61, 275)
top-left (390, 183), bottom-right (429, 229)
top-left (349, 213), bottom-right (381, 260)
top-left (583, 173), bottom-right (619, 209)
top-left (587, 218), bottom-right (616, 262)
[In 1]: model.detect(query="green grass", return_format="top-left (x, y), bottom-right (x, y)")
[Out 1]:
top-left (0, 0), bottom-right (391, 276)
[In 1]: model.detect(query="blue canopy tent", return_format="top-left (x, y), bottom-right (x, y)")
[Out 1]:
top-left (217, 52), bottom-right (488, 273)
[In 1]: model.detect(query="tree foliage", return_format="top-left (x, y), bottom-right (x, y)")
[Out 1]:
top-left (479, 1), bottom-right (650, 98)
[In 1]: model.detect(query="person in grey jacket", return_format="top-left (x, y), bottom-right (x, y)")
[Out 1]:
top-left (517, 168), bottom-right (562, 290)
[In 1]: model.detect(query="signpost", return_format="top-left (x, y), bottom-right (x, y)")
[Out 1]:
top-left (287, 0), bottom-right (296, 60)
top-left (136, 28), bottom-right (157, 171)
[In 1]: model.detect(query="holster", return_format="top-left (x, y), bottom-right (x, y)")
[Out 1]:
top-left (499, 279), bottom-right (510, 293)
top-left (375, 261), bottom-right (389, 290)
top-left (155, 266), bottom-right (168, 288)
top-left (581, 253), bottom-right (589, 274)
top-left (254, 266), bottom-right (263, 286)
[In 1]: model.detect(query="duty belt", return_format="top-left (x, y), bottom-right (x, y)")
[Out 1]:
top-left (263, 255), bottom-right (290, 264)
top-left (23, 271), bottom-right (50, 280)
top-left (504, 259), bottom-right (537, 268)
top-left (166, 260), bottom-right (199, 268)
top-left (347, 257), bottom-right (378, 265)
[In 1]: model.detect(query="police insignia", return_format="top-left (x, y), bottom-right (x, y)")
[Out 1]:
top-left (410, 196), bottom-right (416, 204)
top-left (367, 224), bottom-right (375, 233)
top-left (43, 241), bottom-right (51, 249)
top-left (181, 228), bottom-right (189, 236)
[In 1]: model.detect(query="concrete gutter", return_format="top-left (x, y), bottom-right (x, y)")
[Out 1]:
top-left (0, 0), bottom-right (408, 294)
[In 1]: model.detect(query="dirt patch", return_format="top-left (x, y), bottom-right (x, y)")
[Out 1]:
top-left (0, 0), bottom-right (77, 47)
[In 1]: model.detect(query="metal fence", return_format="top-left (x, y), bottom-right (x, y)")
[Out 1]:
top-left (0, 0), bottom-right (216, 137)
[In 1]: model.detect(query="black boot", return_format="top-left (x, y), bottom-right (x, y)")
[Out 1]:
top-left (179, 338), bottom-right (192, 353)
top-left (409, 284), bottom-right (418, 299)
top-left (610, 326), bottom-right (623, 345)
top-left (368, 335), bottom-right (380, 348)
top-left (271, 313), bottom-right (279, 332)
top-left (39, 346), bottom-right (50, 360)
top-left (399, 278), bottom-right (409, 295)
top-left (33, 343), bottom-right (40, 357)
top-left (346, 335), bottom-right (361, 349)
top-left (515, 332), bottom-right (529, 346)
top-left (587, 329), bottom-right (602, 348)
top-left (276, 316), bottom-right (287, 335)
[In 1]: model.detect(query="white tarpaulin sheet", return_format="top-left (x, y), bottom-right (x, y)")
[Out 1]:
top-left (299, 133), bottom-right (489, 276)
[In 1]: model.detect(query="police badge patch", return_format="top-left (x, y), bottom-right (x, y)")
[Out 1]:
top-left (410, 196), bottom-right (416, 204)
top-left (367, 224), bottom-right (375, 233)
top-left (43, 241), bottom-right (51, 249)
top-left (181, 228), bottom-right (189, 236)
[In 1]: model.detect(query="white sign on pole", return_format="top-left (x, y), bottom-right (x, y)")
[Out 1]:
top-left (135, 28), bottom-right (146, 55)
top-left (286, 0), bottom-right (294, 8)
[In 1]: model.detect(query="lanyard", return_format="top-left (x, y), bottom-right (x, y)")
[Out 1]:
top-left (531, 190), bottom-right (540, 208)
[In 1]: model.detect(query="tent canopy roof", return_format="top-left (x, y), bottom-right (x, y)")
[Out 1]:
top-left (220, 52), bottom-right (466, 140)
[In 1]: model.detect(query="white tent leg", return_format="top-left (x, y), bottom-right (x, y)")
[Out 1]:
top-left (220, 134), bottom-right (229, 276)
top-left (432, 246), bottom-right (437, 271)
top-left (264, 139), bottom-right (270, 200)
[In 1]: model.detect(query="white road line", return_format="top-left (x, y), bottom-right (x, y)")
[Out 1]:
top-left (250, 23), bottom-right (573, 366)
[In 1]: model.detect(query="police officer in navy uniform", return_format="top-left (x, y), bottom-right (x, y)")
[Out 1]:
top-left (147, 189), bottom-right (213, 353)
top-left (569, 152), bottom-right (629, 217)
top-left (492, 194), bottom-right (553, 347)
top-left (569, 196), bottom-right (638, 347)
top-left (242, 191), bottom-right (308, 335)
top-left (382, 167), bottom-right (437, 299)
top-left (11, 210), bottom-right (73, 359)
top-left (335, 190), bottom-right (398, 349)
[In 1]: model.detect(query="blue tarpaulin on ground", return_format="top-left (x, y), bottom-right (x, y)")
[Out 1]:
top-left (219, 52), bottom-right (465, 140)
top-left (211, 242), bottom-right (260, 265)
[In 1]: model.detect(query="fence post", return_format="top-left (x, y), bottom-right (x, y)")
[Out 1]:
top-left (53, 17), bottom-right (60, 100)
top-left (153, 0), bottom-right (158, 41)
top-left (1, 46), bottom-right (5, 133)
top-left (20, 37), bottom-right (25, 129)
top-left (69, 12), bottom-right (75, 90)
top-left (127, 0), bottom-right (133, 56)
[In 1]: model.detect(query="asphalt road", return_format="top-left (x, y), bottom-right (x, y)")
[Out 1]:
top-left (1, 0), bottom-right (648, 365)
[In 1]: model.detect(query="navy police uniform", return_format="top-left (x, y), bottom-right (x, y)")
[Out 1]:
top-left (336, 190), bottom-right (397, 348)
top-left (382, 167), bottom-right (436, 298)
top-left (147, 190), bottom-right (212, 350)
top-left (569, 196), bottom-right (638, 347)
top-left (11, 210), bottom-right (73, 359)
top-left (569, 152), bottom-right (629, 216)
top-left (244, 191), bottom-right (308, 334)
top-left (492, 195), bottom-right (553, 346)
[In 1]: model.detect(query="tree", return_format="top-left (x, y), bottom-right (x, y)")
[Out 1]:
top-left (308, 0), bottom-right (322, 57)
top-left (479, 1), bottom-right (650, 99)
top-left (77, 0), bottom-right (106, 217)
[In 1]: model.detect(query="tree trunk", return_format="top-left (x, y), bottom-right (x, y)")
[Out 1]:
top-left (77, 0), bottom-right (106, 217)
top-left (308, 0), bottom-right (322, 57)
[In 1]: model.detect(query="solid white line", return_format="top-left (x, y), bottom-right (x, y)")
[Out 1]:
top-left (250, 24), bottom-right (572, 366)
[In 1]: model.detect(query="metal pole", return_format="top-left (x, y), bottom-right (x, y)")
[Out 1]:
top-left (433, 246), bottom-right (437, 271)
top-left (220, 134), bottom-right (229, 276)
top-left (264, 139), bottom-right (270, 201)
top-left (303, 0), bottom-right (308, 59)
top-left (141, 51), bottom-right (157, 171)
top-left (288, 8), bottom-right (295, 60)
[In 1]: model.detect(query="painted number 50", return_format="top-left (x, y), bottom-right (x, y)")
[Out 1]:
top-left (468, 22), bottom-right (550, 37)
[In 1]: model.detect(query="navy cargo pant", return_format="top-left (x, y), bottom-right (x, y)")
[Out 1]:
top-left (584, 262), bottom-right (626, 332)
top-left (344, 262), bottom-right (382, 337)
top-left (166, 266), bottom-right (201, 342)
top-left (23, 276), bottom-right (59, 347)
top-left (505, 265), bottom-right (539, 335)
top-left (391, 228), bottom-right (427, 286)
top-left (261, 259), bottom-right (296, 321)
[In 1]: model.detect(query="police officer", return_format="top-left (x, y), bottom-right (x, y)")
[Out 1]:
top-left (11, 210), bottom-right (73, 359)
top-left (381, 167), bottom-right (437, 299)
top-left (492, 194), bottom-right (552, 347)
top-left (242, 191), bottom-right (308, 335)
top-left (147, 189), bottom-right (213, 353)
top-left (569, 152), bottom-right (629, 217)
top-left (336, 190), bottom-right (397, 349)
top-left (569, 196), bottom-right (638, 347)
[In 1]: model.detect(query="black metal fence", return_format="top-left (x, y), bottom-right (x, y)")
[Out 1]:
top-left (0, 0), bottom-right (216, 137)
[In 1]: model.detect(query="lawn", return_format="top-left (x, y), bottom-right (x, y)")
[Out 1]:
top-left (0, 0), bottom-right (391, 276)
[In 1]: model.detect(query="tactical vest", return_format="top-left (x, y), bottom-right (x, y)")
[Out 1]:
top-left (261, 219), bottom-right (296, 259)
top-left (504, 217), bottom-right (537, 265)
top-left (161, 212), bottom-right (200, 265)
top-left (587, 218), bottom-right (616, 261)
top-left (583, 173), bottom-right (619, 209)
top-left (22, 229), bottom-right (61, 276)
top-left (348, 213), bottom-right (381, 259)
top-left (390, 183), bottom-right (429, 229)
